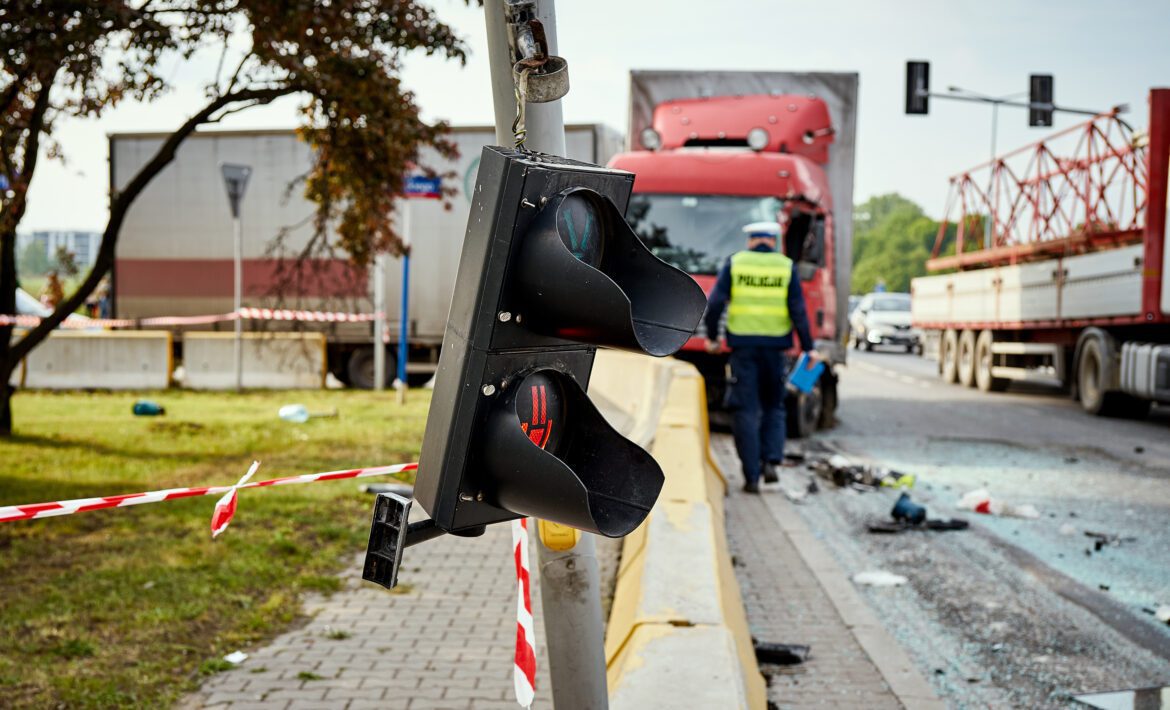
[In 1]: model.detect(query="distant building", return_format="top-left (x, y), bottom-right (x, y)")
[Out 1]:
top-left (16, 230), bottom-right (102, 268)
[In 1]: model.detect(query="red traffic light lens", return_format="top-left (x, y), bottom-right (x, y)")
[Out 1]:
top-left (514, 371), bottom-right (565, 454)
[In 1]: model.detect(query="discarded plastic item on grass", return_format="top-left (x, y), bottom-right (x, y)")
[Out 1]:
top-left (278, 404), bottom-right (311, 423)
top-left (1154, 605), bottom-right (1170, 624)
top-left (956, 489), bottom-right (1040, 519)
top-left (787, 352), bottom-right (825, 394)
top-left (223, 650), bottom-right (248, 664)
top-left (753, 640), bottom-right (811, 665)
top-left (132, 399), bottom-right (165, 416)
top-left (891, 492), bottom-right (926, 524)
top-left (278, 404), bottom-right (339, 423)
top-left (852, 570), bottom-right (908, 587)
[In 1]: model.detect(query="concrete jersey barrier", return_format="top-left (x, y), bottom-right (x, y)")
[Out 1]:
top-left (182, 332), bottom-right (326, 390)
top-left (18, 330), bottom-right (173, 390)
top-left (591, 351), bottom-right (767, 710)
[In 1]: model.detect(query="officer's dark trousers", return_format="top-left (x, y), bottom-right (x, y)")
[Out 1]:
top-left (728, 346), bottom-right (787, 486)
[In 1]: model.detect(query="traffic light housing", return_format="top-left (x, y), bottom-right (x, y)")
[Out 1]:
top-left (1029, 74), bottom-right (1054, 127)
top-left (411, 147), bottom-right (705, 538)
top-left (905, 61), bottom-right (930, 115)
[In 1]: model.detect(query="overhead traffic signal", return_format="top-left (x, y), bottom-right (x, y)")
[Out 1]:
top-left (363, 147), bottom-right (706, 588)
top-left (1029, 74), bottom-right (1054, 127)
top-left (905, 61), bottom-right (930, 115)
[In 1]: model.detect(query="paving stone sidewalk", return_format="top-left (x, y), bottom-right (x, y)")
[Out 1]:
top-left (716, 435), bottom-right (942, 710)
top-left (187, 521), bottom-right (549, 710)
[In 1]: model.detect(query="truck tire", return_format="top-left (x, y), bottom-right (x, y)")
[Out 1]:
top-left (975, 330), bottom-right (1009, 392)
top-left (957, 329), bottom-right (977, 387)
top-left (1076, 335), bottom-right (1150, 418)
top-left (941, 329), bottom-right (959, 383)
top-left (347, 346), bottom-right (395, 390)
top-left (787, 379), bottom-right (823, 440)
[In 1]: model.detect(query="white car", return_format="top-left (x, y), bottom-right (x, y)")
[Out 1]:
top-left (849, 292), bottom-right (921, 353)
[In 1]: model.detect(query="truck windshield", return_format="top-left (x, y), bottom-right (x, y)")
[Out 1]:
top-left (625, 194), bottom-right (783, 274)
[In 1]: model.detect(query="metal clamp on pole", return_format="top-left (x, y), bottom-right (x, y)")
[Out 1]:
top-left (362, 492), bottom-right (484, 590)
top-left (506, 1), bottom-right (569, 105)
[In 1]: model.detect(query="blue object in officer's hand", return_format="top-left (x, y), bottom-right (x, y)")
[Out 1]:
top-left (787, 352), bottom-right (824, 394)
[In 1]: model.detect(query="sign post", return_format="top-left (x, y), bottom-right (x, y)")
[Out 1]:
top-left (394, 175), bottom-right (441, 404)
top-left (220, 163), bottom-right (252, 392)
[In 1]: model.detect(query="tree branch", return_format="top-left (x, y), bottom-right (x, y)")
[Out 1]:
top-left (0, 72), bottom-right (54, 235)
top-left (10, 85), bottom-right (299, 361)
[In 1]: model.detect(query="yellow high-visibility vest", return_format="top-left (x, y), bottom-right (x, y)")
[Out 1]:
top-left (727, 250), bottom-right (793, 337)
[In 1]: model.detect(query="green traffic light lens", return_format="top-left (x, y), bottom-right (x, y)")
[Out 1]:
top-left (557, 194), bottom-right (603, 267)
top-left (514, 371), bottom-right (565, 455)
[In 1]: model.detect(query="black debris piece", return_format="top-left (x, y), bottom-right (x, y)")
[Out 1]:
top-left (754, 641), bottom-right (811, 666)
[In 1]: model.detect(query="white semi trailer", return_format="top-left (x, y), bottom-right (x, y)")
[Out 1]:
top-left (912, 89), bottom-right (1170, 416)
top-left (110, 124), bottom-right (622, 387)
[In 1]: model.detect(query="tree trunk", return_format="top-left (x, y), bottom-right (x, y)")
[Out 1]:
top-left (0, 373), bottom-right (12, 437)
top-left (1, 224), bottom-right (19, 438)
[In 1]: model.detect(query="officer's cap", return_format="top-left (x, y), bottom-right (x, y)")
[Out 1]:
top-left (742, 222), bottom-right (780, 239)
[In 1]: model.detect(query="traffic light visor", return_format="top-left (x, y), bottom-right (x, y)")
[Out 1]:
top-left (482, 368), bottom-right (664, 537)
top-left (513, 188), bottom-right (706, 357)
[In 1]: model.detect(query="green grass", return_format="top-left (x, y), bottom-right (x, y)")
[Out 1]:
top-left (0, 389), bottom-right (429, 708)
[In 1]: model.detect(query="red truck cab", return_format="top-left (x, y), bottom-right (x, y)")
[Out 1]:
top-left (609, 94), bottom-right (840, 435)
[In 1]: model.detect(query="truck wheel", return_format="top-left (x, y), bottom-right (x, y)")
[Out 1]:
top-left (817, 375), bottom-right (838, 430)
top-left (941, 329), bottom-right (959, 383)
top-left (786, 379), bottom-right (823, 440)
top-left (1076, 336), bottom-right (1149, 417)
top-left (957, 330), bottom-right (977, 387)
top-left (347, 346), bottom-right (395, 390)
top-left (975, 330), bottom-right (1009, 392)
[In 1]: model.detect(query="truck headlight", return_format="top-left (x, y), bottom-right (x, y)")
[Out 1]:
top-left (747, 127), bottom-right (770, 151)
top-left (640, 128), bottom-right (662, 151)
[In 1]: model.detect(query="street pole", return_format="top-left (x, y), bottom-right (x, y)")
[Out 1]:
top-left (220, 163), bottom-right (250, 393)
top-left (233, 214), bottom-right (243, 392)
top-left (485, 3), bottom-right (609, 708)
top-left (986, 101), bottom-right (999, 250)
top-left (374, 251), bottom-right (386, 391)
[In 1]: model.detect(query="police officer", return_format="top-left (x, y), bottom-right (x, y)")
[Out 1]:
top-left (704, 222), bottom-right (817, 493)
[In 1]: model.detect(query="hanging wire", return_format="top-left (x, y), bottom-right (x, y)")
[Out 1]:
top-left (512, 66), bottom-right (532, 151)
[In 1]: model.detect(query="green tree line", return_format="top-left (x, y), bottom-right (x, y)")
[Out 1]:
top-left (851, 193), bottom-right (963, 294)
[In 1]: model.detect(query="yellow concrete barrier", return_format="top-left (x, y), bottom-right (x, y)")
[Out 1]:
top-left (592, 353), bottom-right (766, 710)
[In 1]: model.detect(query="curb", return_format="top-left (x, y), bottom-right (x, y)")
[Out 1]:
top-left (764, 482), bottom-right (946, 710)
top-left (593, 352), bottom-right (766, 710)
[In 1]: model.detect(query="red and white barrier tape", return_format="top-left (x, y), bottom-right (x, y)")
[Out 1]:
top-left (0, 307), bottom-right (383, 330)
top-left (512, 518), bottom-right (537, 708)
top-left (0, 461), bottom-right (417, 538)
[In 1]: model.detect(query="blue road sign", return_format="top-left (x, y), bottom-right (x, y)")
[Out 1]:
top-left (404, 174), bottom-right (442, 199)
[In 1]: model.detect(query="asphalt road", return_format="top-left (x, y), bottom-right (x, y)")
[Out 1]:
top-left (770, 347), bottom-right (1170, 708)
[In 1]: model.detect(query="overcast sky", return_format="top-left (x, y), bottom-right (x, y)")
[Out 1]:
top-left (19, 0), bottom-right (1170, 232)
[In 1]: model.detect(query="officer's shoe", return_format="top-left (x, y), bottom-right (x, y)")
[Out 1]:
top-left (762, 462), bottom-right (780, 484)
top-left (742, 481), bottom-right (761, 494)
